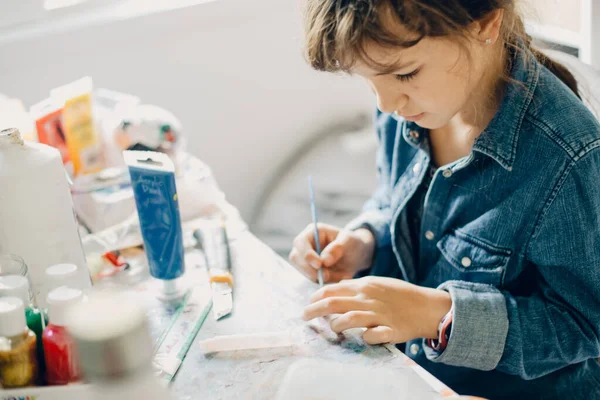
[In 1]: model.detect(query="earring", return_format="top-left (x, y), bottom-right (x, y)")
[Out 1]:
top-left (485, 39), bottom-right (493, 45)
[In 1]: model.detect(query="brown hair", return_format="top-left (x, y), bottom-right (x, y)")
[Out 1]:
top-left (304, 0), bottom-right (579, 97)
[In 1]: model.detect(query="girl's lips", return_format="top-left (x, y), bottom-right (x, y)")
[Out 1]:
top-left (403, 112), bottom-right (424, 122)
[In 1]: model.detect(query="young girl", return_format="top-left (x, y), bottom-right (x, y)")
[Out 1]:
top-left (289, 1), bottom-right (600, 398)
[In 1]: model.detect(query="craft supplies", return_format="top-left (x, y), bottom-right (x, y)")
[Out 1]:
top-left (113, 104), bottom-right (184, 166)
top-left (198, 331), bottom-right (294, 354)
top-left (50, 77), bottom-right (104, 176)
top-left (153, 271), bottom-right (212, 385)
top-left (0, 275), bottom-right (47, 380)
top-left (30, 98), bottom-right (72, 173)
top-left (0, 128), bottom-right (91, 307)
top-left (308, 176), bottom-right (324, 287)
top-left (45, 263), bottom-right (87, 292)
top-left (124, 150), bottom-right (186, 300)
top-left (43, 287), bottom-right (83, 385)
top-left (0, 297), bottom-right (39, 388)
top-left (194, 217), bottom-right (233, 320)
top-left (70, 167), bottom-right (136, 233)
top-left (66, 290), bottom-right (175, 400)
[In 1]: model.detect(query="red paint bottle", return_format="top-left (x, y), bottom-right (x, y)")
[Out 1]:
top-left (42, 287), bottom-right (83, 385)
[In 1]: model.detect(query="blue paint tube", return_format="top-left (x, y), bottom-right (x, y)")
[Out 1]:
top-left (124, 151), bottom-right (185, 293)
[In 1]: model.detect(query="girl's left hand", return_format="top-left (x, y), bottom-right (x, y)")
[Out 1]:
top-left (302, 276), bottom-right (452, 344)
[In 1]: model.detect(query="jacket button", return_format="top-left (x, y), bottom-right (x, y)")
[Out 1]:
top-left (409, 343), bottom-right (420, 355)
top-left (461, 257), bottom-right (472, 267)
top-left (425, 231), bottom-right (435, 241)
top-left (442, 169), bottom-right (453, 178)
top-left (409, 130), bottom-right (420, 140)
top-left (413, 163), bottom-right (421, 173)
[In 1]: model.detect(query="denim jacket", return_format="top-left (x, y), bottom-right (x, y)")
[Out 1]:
top-left (348, 47), bottom-right (600, 399)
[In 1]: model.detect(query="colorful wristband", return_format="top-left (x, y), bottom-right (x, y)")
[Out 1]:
top-left (427, 306), bottom-right (453, 352)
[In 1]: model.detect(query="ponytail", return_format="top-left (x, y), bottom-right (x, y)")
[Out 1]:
top-left (509, 15), bottom-right (580, 99)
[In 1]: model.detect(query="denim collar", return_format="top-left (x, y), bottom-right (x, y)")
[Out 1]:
top-left (473, 46), bottom-right (540, 171)
top-left (397, 45), bottom-right (540, 171)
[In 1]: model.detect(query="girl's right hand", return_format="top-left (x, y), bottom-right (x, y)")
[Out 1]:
top-left (288, 223), bottom-right (375, 284)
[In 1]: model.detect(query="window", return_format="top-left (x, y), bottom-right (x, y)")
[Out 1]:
top-left (525, 0), bottom-right (600, 67)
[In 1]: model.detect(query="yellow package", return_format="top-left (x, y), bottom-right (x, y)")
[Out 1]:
top-left (51, 77), bottom-right (104, 175)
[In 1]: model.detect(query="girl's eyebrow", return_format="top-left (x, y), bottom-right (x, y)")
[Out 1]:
top-left (375, 60), bottom-right (417, 76)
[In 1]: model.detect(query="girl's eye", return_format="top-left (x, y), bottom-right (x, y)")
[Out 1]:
top-left (395, 68), bottom-right (420, 82)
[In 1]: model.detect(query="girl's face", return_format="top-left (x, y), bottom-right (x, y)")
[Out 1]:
top-left (353, 35), bottom-right (488, 130)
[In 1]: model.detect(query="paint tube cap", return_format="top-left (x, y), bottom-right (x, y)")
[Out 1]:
top-left (45, 263), bottom-right (81, 290)
top-left (0, 275), bottom-right (31, 306)
top-left (47, 286), bottom-right (83, 326)
top-left (65, 289), bottom-right (152, 381)
top-left (0, 297), bottom-right (27, 337)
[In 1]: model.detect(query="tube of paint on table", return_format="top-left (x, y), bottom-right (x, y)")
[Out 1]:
top-left (124, 150), bottom-right (186, 300)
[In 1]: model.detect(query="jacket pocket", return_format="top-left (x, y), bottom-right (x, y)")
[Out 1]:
top-left (436, 231), bottom-right (511, 287)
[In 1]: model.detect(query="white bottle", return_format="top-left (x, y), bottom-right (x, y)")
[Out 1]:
top-left (66, 290), bottom-right (175, 400)
top-left (45, 263), bottom-right (87, 292)
top-left (0, 128), bottom-right (91, 307)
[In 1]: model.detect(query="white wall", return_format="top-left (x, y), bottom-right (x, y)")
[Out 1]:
top-left (0, 0), bottom-right (373, 220)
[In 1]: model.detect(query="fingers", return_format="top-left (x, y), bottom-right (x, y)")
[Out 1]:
top-left (290, 224), bottom-right (345, 283)
top-left (329, 311), bottom-right (378, 333)
top-left (288, 248), bottom-right (318, 282)
top-left (309, 281), bottom-right (357, 303)
top-left (292, 227), bottom-right (322, 267)
top-left (303, 295), bottom-right (371, 321)
top-left (320, 240), bottom-right (344, 267)
top-left (362, 326), bottom-right (394, 345)
top-left (301, 223), bottom-right (339, 252)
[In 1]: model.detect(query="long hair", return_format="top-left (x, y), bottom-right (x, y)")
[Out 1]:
top-left (303, 0), bottom-right (579, 97)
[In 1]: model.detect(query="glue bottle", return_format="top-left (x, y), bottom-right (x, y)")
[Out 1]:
top-left (43, 286), bottom-right (83, 385)
top-left (66, 290), bottom-right (175, 400)
top-left (0, 275), bottom-right (47, 381)
top-left (0, 128), bottom-right (91, 308)
top-left (0, 297), bottom-right (39, 388)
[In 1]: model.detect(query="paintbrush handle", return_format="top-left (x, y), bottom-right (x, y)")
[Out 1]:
top-left (308, 176), bottom-right (324, 287)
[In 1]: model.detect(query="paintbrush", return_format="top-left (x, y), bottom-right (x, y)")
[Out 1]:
top-left (308, 176), bottom-right (324, 287)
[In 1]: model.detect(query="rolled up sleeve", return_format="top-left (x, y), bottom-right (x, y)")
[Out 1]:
top-left (425, 150), bottom-right (600, 379)
top-left (423, 281), bottom-right (509, 371)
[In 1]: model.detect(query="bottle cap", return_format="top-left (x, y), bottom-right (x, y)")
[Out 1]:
top-left (0, 128), bottom-right (24, 146)
top-left (47, 286), bottom-right (83, 326)
top-left (0, 297), bottom-right (27, 337)
top-left (66, 290), bottom-right (152, 380)
top-left (0, 275), bottom-right (30, 306)
top-left (45, 263), bottom-right (80, 290)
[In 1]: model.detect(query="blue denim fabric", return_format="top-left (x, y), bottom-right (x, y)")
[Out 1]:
top-left (347, 47), bottom-right (600, 399)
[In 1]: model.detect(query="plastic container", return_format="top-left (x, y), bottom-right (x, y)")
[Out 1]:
top-left (0, 275), bottom-right (47, 379)
top-left (45, 263), bottom-right (87, 292)
top-left (0, 128), bottom-right (91, 307)
top-left (66, 290), bottom-right (175, 400)
top-left (0, 297), bottom-right (39, 388)
top-left (43, 287), bottom-right (83, 385)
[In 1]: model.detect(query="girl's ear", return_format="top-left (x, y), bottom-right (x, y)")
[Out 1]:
top-left (469, 8), bottom-right (505, 45)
